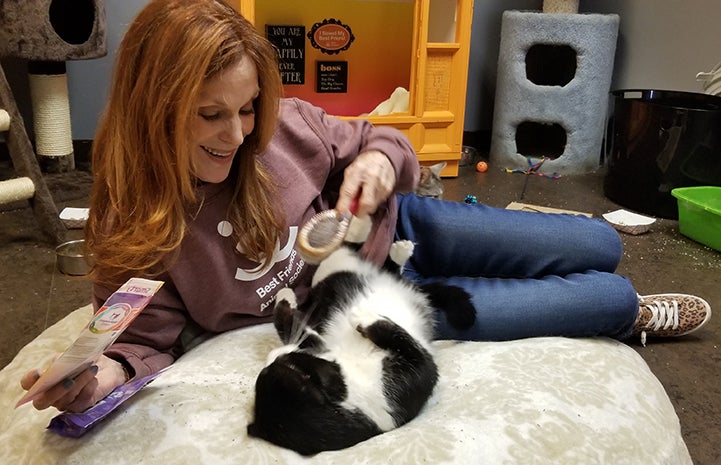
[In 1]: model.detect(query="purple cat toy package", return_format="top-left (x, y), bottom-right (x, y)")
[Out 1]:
top-left (47, 368), bottom-right (168, 438)
top-left (12, 277), bottom-right (166, 437)
top-left (16, 278), bottom-right (164, 408)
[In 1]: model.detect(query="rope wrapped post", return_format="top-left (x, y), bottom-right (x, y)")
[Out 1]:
top-left (28, 61), bottom-right (74, 173)
top-left (543, 0), bottom-right (580, 14)
top-left (0, 177), bottom-right (35, 203)
top-left (0, 109), bottom-right (9, 131)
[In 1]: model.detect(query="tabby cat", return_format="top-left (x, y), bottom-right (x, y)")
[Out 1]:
top-left (416, 161), bottom-right (446, 198)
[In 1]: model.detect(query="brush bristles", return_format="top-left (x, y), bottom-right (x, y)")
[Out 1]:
top-left (297, 210), bottom-right (350, 263)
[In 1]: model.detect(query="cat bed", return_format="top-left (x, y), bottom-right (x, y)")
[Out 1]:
top-left (0, 305), bottom-right (692, 464)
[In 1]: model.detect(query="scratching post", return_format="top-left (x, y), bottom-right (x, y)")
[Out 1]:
top-left (490, 3), bottom-right (619, 174)
top-left (28, 61), bottom-right (75, 172)
top-left (0, 0), bottom-right (106, 243)
top-left (0, 0), bottom-right (107, 173)
top-left (543, 0), bottom-right (579, 14)
top-left (0, 65), bottom-right (66, 243)
top-left (0, 177), bottom-right (35, 203)
top-left (0, 109), bottom-right (9, 131)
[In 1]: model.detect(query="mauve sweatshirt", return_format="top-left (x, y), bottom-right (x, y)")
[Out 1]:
top-left (97, 98), bottom-right (419, 378)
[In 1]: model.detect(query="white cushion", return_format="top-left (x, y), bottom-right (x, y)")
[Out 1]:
top-left (0, 305), bottom-right (691, 464)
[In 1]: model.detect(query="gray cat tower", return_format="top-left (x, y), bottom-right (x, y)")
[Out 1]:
top-left (0, 0), bottom-right (106, 242)
top-left (490, 0), bottom-right (619, 174)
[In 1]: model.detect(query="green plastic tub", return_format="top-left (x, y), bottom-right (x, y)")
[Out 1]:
top-left (671, 186), bottom-right (721, 252)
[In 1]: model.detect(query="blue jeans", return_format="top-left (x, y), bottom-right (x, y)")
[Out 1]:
top-left (395, 193), bottom-right (639, 341)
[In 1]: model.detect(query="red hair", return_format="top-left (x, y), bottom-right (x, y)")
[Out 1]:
top-left (86, 0), bottom-right (284, 287)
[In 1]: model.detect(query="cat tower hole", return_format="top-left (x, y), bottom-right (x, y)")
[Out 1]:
top-left (515, 121), bottom-right (567, 159)
top-left (525, 44), bottom-right (577, 87)
top-left (49, 0), bottom-right (97, 45)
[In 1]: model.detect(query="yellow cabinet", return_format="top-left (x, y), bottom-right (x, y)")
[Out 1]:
top-left (237, 0), bottom-right (473, 176)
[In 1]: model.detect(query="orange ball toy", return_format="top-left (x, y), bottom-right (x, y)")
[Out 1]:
top-left (475, 161), bottom-right (488, 173)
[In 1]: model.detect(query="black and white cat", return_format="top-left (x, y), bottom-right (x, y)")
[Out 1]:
top-left (247, 217), bottom-right (442, 455)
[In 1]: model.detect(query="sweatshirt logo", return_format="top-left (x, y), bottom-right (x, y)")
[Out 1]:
top-left (223, 224), bottom-right (298, 281)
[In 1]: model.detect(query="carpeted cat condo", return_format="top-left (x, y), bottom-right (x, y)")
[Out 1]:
top-left (0, 0), bottom-right (107, 172)
top-left (490, 5), bottom-right (619, 174)
top-left (0, 0), bottom-right (106, 61)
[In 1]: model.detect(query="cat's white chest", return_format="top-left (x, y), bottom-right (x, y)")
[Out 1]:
top-left (322, 308), bottom-right (396, 431)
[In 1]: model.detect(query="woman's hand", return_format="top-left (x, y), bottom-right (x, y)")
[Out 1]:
top-left (337, 150), bottom-right (396, 217)
top-left (20, 354), bottom-right (129, 413)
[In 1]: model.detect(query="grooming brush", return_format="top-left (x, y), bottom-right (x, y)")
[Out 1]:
top-left (297, 197), bottom-right (359, 264)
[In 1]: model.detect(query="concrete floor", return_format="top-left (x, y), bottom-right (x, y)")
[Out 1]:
top-left (1, 157), bottom-right (719, 464)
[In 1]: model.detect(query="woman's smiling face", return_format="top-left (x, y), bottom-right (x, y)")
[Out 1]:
top-left (191, 55), bottom-right (259, 183)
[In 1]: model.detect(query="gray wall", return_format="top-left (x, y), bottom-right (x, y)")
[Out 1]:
top-left (464, 0), bottom-right (721, 131)
top-left (66, 0), bottom-right (147, 140)
top-left (54, 0), bottom-right (721, 138)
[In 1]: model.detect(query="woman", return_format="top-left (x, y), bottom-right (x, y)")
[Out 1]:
top-left (21, 0), bottom-right (710, 413)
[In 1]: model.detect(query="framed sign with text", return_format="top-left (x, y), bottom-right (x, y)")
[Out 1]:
top-left (308, 19), bottom-right (354, 55)
top-left (265, 24), bottom-right (305, 85)
top-left (316, 61), bottom-right (348, 93)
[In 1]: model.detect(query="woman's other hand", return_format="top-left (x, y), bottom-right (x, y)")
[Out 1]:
top-left (337, 150), bottom-right (396, 217)
top-left (20, 354), bottom-right (129, 413)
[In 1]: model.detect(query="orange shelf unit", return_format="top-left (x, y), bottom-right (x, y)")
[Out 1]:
top-left (237, 0), bottom-right (472, 176)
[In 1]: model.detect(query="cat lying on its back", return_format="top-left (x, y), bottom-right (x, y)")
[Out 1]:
top-left (247, 216), bottom-right (441, 455)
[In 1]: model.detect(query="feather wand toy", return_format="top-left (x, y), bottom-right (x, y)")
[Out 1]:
top-left (504, 157), bottom-right (560, 199)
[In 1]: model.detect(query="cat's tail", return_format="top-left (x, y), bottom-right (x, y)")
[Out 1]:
top-left (419, 283), bottom-right (476, 331)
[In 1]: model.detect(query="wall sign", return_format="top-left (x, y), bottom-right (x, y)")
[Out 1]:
top-left (308, 19), bottom-right (354, 55)
top-left (265, 24), bottom-right (305, 85)
top-left (316, 61), bottom-right (348, 93)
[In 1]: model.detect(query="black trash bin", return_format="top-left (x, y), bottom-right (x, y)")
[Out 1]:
top-left (604, 89), bottom-right (721, 219)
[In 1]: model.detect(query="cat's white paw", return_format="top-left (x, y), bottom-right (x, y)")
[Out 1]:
top-left (349, 305), bottom-right (380, 333)
top-left (345, 215), bottom-right (372, 243)
top-left (275, 287), bottom-right (297, 307)
top-left (389, 240), bottom-right (414, 267)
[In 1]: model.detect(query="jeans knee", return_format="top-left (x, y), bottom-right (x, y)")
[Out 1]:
top-left (594, 219), bottom-right (624, 271)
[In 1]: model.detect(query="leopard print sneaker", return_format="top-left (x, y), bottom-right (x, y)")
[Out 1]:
top-left (634, 294), bottom-right (712, 346)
